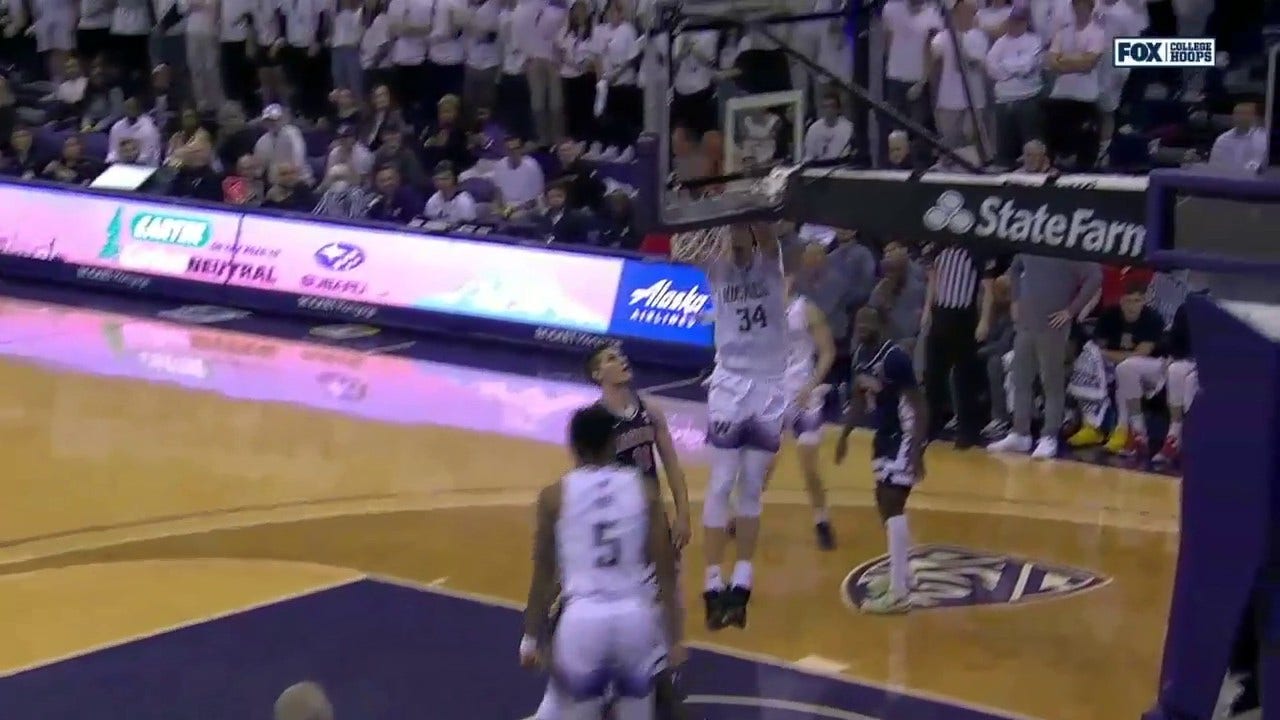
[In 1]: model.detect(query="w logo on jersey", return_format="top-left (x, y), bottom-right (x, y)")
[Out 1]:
top-left (843, 545), bottom-right (1108, 610)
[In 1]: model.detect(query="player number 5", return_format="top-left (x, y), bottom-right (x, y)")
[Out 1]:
top-left (736, 305), bottom-right (768, 332)
top-left (593, 521), bottom-right (621, 568)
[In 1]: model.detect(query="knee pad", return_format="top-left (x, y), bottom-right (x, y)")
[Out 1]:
top-left (701, 448), bottom-right (739, 528)
top-left (734, 449), bottom-right (773, 518)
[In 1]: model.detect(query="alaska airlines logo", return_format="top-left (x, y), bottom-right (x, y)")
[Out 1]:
top-left (843, 544), bottom-right (1108, 610)
top-left (627, 279), bottom-right (710, 329)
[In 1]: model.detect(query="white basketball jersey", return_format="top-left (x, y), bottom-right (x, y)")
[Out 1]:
top-left (709, 250), bottom-right (788, 377)
top-left (557, 465), bottom-right (653, 602)
top-left (785, 296), bottom-right (816, 379)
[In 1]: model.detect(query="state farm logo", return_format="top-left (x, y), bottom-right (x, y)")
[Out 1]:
top-left (921, 190), bottom-right (1145, 258)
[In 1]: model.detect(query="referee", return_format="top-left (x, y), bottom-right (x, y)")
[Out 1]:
top-left (922, 243), bottom-right (1004, 449)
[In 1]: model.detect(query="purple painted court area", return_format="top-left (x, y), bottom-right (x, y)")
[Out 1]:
top-left (0, 580), bottom-right (1022, 720)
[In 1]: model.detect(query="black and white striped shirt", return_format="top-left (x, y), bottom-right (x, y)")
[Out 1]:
top-left (929, 245), bottom-right (1000, 310)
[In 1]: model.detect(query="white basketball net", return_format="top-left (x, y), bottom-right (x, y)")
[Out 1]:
top-left (670, 224), bottom-right (730, 265)
top-left (669, 163), bottom-right (799, 265)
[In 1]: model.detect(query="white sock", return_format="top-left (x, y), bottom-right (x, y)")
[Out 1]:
top-left (1115, 401), bottom-right (1129, 430)
top-left (814, 507), bottom-right (829, 524)
top-left (704, 565), bottom-right (723, 592)
top-left (1169, 420), bottom-right (1183, 440)
top-left (886, 515), bottom-right (911, 597)
top-left (731, 560), bottom-right (753, 589)
top-left (1129, 409), bottom-right (1147, 435)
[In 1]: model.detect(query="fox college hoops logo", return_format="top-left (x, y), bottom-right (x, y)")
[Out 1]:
top-left (843, 545), bottom-right (1108, 611)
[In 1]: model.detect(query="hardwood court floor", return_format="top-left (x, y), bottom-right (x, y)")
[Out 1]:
top-left (0, 297), bottom-right (1180, 720)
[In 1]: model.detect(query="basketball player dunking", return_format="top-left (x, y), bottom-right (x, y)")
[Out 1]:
top-left (691, 222), bottom-right (789, 630)
top-left (520, 405), bottom-right (685, 720)
top-left (835, 307), bottom-right (928, 614)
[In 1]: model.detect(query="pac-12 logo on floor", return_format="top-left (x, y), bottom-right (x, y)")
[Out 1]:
top-left (843, 544), bottom-right (1109, 610)
top-left (1113, 38), bottom-right (1215, 68)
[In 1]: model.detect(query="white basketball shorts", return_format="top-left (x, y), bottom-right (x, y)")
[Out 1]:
top-left (782, 372), bottom-right (829, 446)
top-left (551, 596), bottom-right (666, 707)
top-left (706, 367), bottom-right (788, 452)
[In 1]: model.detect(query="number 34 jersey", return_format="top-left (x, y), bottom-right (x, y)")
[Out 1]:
top-left (557, 466), bottom-right (654, 602)
top-left (708, 249), bottom-right (788, 378)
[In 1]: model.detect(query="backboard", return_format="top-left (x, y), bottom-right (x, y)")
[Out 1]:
top-left (650, 0), bottom-right (851, 231)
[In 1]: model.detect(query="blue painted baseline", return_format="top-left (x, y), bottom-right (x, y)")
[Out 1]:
top-left (0, 579), bottom-right (1027, 720)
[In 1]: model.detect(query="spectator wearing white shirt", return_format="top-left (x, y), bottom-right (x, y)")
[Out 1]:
top-left (882, 0), bottom-right (942, 132)
top-left (559, 1), bottom-right (604, 142)
top-left (1044, 0), bottom-right (1105, 169)
top-left (77, 0), bottom-right (114, 62)
top-left (1093, 0), bottom-right (1146, 150)
top-left (493, 133), bottom-right (545, 219)
top-left (599, 1), bottom-right (642, 150)
top-left (424, 161), bottom-right (479, 221)
top-left (107, 97), bottom-right (162, 166)
top-left (386, 0), bottom-right (431, 119)
top-left (253, 103), bottom-right (315, 185)
top-left (361, 0), bottom-right (395, 90)
top-left (326, 122), bottom-right (376, 178)
top-left (428, 0), bottom-right (469, 113)
top-left (803, 91), bottom-right (853, 160)
top-left (109, 0), bottom-right (154, 91)
top-left (332, 0), bottom-right (366, 97)
top-left (1209, 101), bottom-right (1268, 173)
top-left (280, 0), bottom-right (329, 119)
top-left (515, 0), bottom-right (567, 146)
top-left (985, 6), bottom-right (1042, 165)
top-left (976, 0), bottom-right (1012, 39)
top-left (671, 29), bottom-right (718, 136)
top-left (464, 0), bottom-right (503, 114)
top-left (219, 0), bottom-right (257, 109)
top-left (496, 0), bottom-right (534, 139)
top-left (929, 1), bottom-right (989, 152)
top-left (250, 0), bottom-right (288, 108)
top-left (181, 0), bottom-right (225, 111)
top-left (814, 3), bottom-right (854, 113)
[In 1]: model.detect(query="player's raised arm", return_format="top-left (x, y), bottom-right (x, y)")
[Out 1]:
top-left (645, 480), bottom-right (683, 658)
top-left (642, 399), bottom-right (692, 549)
top-left (522, 483), bottom-right (561, 648)
top-left (749, 221), bottom-right (780, 259)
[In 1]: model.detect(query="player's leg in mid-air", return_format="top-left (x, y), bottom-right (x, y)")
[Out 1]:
top-left (703, 369), bottom-right (787, 630)
top-left (702, 370), bottom-right (786, 629)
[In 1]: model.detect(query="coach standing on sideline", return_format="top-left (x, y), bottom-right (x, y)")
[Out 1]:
top-left (922, 242), bottom-right (1003, 448)
top-left (988, 254), bottom-right (1101, 460)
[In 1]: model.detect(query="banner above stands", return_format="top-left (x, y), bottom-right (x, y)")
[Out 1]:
top-left (0, 179), bottom-right (715, 369)
top-left (785, 169), bottom-right (1149, 265)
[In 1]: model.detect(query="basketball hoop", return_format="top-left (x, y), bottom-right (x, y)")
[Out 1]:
top-left (753, 163), bottom-right (800, 208)
top-left (670, 224), bottom-right (730, 265)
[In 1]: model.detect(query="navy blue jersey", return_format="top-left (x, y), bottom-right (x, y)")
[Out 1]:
top-left (598, 395), bottom-right (659, 482)
top-left (852, 340), bottom-right (918, 459)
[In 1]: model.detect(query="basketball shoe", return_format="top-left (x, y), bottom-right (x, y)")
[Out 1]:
top-left (721, 585), bottom-right (750, 628)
